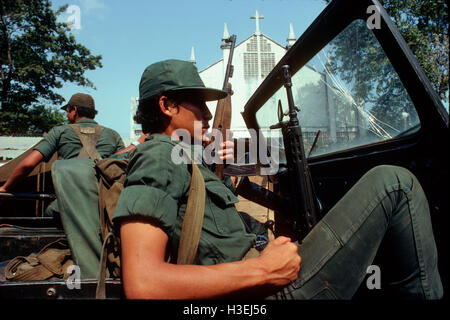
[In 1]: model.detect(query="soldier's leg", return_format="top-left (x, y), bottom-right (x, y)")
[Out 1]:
top-left (269, 165), bottom-right (443, 299)
top-left (51, 158), bottom-right (102, 279)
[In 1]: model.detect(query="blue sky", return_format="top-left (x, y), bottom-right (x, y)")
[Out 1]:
top-left (51, 0), bottom-right (328, 137)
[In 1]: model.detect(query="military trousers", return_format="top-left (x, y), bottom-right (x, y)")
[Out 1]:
top-left (268, 165), bottom-right (443, 299)
top-left (50, 158), bottom-right (102, 280)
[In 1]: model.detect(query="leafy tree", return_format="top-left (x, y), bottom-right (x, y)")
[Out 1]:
top-left (324, 0), bottom-right (448, 134)
top-left (326, 0), bottom-right (448, 103)
top-left (0, 0), bottom-right (102, 135)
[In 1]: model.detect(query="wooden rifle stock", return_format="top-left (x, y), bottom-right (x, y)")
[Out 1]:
top-left (212, 85), bottom-right (232, 180)
top-left (212, 35), bottom-right (236, 180)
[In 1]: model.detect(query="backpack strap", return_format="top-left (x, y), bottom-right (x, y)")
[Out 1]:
top-left (95, 232), bottom-right (115, 299)
top-left (176, 159), bottom-right (206, 265)
top-left (69, 124), bottom-right (104, 161)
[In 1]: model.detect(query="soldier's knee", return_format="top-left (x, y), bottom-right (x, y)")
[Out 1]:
top-left (366, 165), bottom-right (416, 187)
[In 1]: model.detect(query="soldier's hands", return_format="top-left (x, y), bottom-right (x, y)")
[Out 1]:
top-left (217, 139), bottom-right (234, 162)
top-left (203, 130), bottom-right (235, 162)
top-left (258, 236), bottom-right (301, 288)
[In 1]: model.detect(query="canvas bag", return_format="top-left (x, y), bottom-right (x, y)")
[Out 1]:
top-left (4, 238), bottom-right (74, 281)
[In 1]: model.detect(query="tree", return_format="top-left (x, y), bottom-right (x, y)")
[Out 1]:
top-left (324, 0), bottom-right (448, 135)
top-left (324, 0), bottom-right (448, 101)
top-left (0, 0), bottom-right (102, 135)
top-left (383, 0), bottom-right (449, 102)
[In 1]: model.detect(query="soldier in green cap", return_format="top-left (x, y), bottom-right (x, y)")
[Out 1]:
top-left (113, 59), bottom-right (442, 299)
top-left (0, 93), bottom-right (125, 279)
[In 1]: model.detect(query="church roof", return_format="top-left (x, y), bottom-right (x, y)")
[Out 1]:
top-left (199, 31), bottom-right (286, 74)
top-left (199, 58), bottom-right (223, 73)
top-left (236, 32), bottom-right (286, 50)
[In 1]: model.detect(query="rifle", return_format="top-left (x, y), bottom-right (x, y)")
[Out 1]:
top-left (212, 34), bottom-right (236, 180)
top-left (269, 64), bottom-right (320, 240)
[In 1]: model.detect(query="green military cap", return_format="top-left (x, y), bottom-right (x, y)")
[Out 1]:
top-left (61, 93), bottom-right (96, 110)
top-left (139, 59), bottom-right (227, 102)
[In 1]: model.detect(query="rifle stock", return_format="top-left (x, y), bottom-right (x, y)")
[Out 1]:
top-left (212, 35), bottom-right (236, 180)
top-left (212, 88), bottom-right (232, 179)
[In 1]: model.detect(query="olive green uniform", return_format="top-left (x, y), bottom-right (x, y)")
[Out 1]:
top-left (36, 118), bottom-right (124, 279)
top-left (34, 118), bottom-right (125, 160)
top-left (113, 134), bottom-right (255, 264)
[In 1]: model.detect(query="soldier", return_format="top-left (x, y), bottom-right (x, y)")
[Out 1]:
top-left (0, 93), bottom-right (125, 279)
top-left (113, 60), bottom-right (442, 299)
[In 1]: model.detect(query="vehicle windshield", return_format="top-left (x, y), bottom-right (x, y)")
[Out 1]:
top-left (256, 19), bottom-right (420, 158)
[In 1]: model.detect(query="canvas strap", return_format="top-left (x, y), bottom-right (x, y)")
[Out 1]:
top-left (69, 124), bottom-right (104, 161)
top-left (176, 158), bottom-right (206, 265)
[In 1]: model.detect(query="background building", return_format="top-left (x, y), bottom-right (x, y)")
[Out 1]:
top-left (129, 10), bottom-right (356, 147)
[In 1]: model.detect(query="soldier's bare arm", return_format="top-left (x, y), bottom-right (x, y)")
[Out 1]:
top-left (120, 218), bottom-right (301, 299)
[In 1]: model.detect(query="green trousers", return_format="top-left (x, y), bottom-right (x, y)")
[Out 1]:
top-left (269, 165), bottom-right (443, 299)
top-left (50, 158), bottom-right (102, 279)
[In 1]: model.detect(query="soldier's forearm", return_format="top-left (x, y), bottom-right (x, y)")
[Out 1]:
top-left (0, 150), bottom-right (43, 192)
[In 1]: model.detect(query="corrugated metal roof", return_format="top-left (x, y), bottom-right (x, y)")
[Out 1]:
top-left (0, 136), bottom-right (43, 160)
top-left (0, 135), bottom-right (131, 165)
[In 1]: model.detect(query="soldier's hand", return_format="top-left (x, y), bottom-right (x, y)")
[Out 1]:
top-left (257, 236), bottom-right (301, 287)
top-left (217, 130), bottom-right (234, 162)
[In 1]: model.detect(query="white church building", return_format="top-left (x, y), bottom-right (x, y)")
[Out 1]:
top-left (129, 11), bottom-right (357, 145)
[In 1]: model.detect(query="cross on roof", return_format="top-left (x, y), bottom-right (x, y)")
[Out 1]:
top-left (250, 10), bottom-right (264, 35)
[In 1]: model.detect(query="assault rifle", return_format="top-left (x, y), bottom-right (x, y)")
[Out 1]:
top-left (235, 65), bottom-right (321, 241)
top-left (211, 34), bottom-right (236, 180)
top-left (269, 65), bottom-right (320, 240)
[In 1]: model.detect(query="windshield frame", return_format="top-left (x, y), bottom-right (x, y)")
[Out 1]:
top-left (241, 0), bottom-right (448, 162)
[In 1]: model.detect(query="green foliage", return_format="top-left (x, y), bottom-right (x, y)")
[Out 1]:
top-left (325, 0), bottom-right (449, 103)
top-left (328, 20), bottom-right (418, 132)
top-left (0, 0), bottom-right (102, 135)
top-left (383, 0), bottom-right (449, 102)
top-left (323, 0), bottom-right (447, 134)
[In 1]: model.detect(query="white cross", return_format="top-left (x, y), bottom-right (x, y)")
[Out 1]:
top-left (250, 10), bottom-right (264, 35)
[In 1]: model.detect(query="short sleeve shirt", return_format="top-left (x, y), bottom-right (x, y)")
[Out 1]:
top-left (113, 134), bottom-right (256, 265)
top-left (34, 118), bottom-right (125, 161)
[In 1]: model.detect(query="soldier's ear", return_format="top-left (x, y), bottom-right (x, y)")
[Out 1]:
top-left (158, 95), bottom-right (178, 118)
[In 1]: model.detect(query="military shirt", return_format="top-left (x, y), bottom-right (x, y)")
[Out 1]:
top-left (34, 118), bottom-right (125, 161)
top-left (113, 133), bottom-right (256, 265)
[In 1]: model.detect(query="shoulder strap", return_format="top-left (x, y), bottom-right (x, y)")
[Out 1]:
top-left (69, 124), bottom-right (104, 161)
top-left (176, 159), bottom-right (206, 265)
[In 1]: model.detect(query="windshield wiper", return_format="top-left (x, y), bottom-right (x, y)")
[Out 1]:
top-left (308, 130), bottom-right (321, 158)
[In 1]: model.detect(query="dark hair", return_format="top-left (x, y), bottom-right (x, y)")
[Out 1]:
top-left (68, 105), bottom-right (97, 119)
top-left (134, 92), bottom-right (183, 134)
